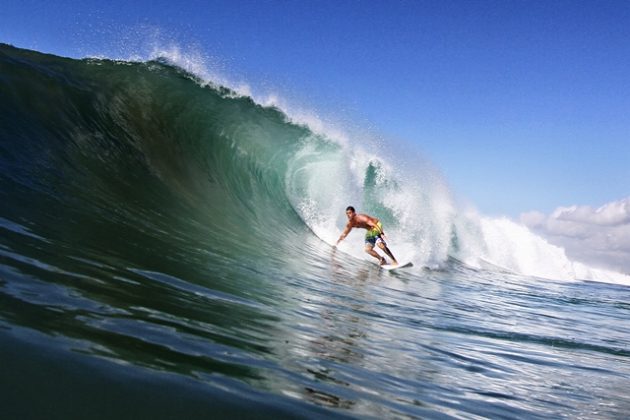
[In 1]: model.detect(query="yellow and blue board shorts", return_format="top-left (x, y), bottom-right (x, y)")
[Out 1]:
top-left (365, 222), bottom-right (385, 246)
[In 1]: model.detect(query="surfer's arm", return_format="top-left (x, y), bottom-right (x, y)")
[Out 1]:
top-left (336, 225), bottom-right (352, 245)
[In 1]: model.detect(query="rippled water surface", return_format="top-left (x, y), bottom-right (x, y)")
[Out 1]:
top-left (2, 235), bottom-right (629, 419)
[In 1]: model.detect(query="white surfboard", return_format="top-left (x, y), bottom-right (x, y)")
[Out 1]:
top-left (381, 261), bottom-right (413, 271)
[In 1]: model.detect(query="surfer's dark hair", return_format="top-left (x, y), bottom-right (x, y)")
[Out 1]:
top-left (346, 206), bottom-right (355, 213)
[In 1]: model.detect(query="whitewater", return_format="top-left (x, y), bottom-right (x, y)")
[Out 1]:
top-left (1, 44), bottom-right (629, 418)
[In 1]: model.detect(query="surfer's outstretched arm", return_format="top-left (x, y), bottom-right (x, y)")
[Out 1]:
top-left (336, 224), bottom-right (352, 246)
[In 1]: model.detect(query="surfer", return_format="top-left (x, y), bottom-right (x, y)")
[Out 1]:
top-left (336, 206), bottom-right (398, 266)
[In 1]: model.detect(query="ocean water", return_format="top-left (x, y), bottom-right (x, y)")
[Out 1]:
top-left (1, 44), bottom-right (629, 419)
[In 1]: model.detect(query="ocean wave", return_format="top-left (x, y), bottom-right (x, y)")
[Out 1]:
top-left (1, 43), bottom-right (628, 285)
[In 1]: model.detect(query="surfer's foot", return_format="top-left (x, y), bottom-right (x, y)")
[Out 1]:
top-left (379, 257), bottom-right (387, 266)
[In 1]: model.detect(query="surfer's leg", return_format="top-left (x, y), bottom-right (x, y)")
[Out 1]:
top-left (364, 243), bottom-right (385, 264)
top-left (377, 240), bottom-right (398, 265)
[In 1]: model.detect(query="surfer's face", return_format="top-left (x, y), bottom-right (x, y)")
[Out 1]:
top-left (345, 209), bottom-right (355, 219)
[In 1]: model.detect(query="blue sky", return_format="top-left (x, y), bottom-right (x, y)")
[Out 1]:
top-left (2, 0), bottom-right (629, 217)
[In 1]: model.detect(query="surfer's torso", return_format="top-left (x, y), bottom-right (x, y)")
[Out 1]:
top-left (347, 213), bottom-right (379, 230)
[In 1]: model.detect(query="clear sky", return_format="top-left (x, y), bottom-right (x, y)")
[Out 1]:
top-left (2, 0), bottom-right (629, 217)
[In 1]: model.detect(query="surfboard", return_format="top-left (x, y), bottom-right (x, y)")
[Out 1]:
top-left (381, 262), bottom-right (413, 271)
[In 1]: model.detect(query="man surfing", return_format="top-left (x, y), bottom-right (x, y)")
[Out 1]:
top-left (336, 206), bottom-right (398, 266)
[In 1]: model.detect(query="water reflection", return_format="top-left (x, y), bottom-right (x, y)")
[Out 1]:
top-left (277, 246), bottom-right (453, 416)
top-left (284, 248), bottom-right (373, 408)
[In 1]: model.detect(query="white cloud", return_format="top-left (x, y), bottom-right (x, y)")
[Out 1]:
top-left (520, 197), bottom-right (630, 275)
top-left (552, 199), bottom-right (630, 226)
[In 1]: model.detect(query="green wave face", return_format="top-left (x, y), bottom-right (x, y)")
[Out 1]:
top-left (1, 44), bottom-right (335, 273)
